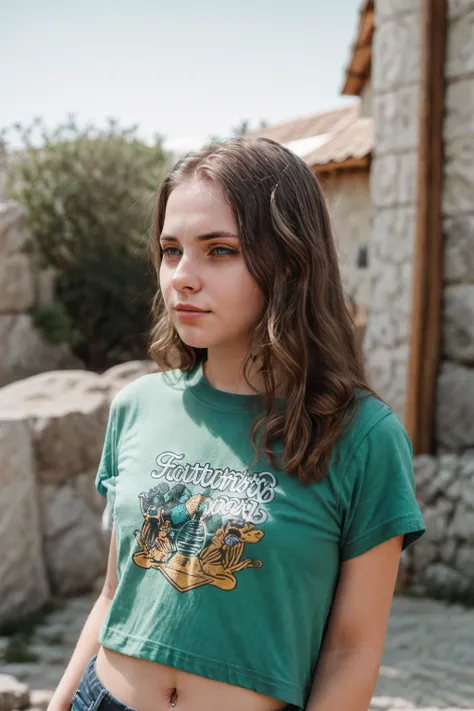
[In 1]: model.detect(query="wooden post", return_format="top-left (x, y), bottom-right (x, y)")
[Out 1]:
top-left (405, 0), bottom-right (447, 454)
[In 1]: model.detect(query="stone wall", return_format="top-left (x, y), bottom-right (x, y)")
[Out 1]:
top-left (0, 201), bottom-right (79, 387)
top-left (437, 0), bottom-right (474, 453)
top-left (323, 169), bottom-right (372, 306)
top-left (405, 452), bottom-right (474, 598)
top-left (369, 0), bottom-right (474, 598)
top-left (0, 361), bottom-right (157, 624)
top-left (363, 0), bottom-right (422, 420)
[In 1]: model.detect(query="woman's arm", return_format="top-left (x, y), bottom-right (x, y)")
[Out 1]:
top-left (306, 535), bottom-right (403, 711)
top-left (47, 528), bottom-right (119, 711)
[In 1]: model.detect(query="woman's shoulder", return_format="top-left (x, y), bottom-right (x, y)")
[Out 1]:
top-left (337, 391), bottom-right (408, 468)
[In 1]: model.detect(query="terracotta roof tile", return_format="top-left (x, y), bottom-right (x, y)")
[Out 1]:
top-left (249, 104), bottom-right (373, 170)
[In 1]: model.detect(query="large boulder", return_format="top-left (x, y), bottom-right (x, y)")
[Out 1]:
top-left (0, 371), bottom-right (111, 597)
top-left (0, 365), bottom-right (157, 600)
top-left (0, 419), bottom-right (50, 625)
top-left (0, 370), bottom-right (110, 485)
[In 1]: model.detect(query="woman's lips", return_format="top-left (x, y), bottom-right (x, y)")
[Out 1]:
top-left (174, 305), bottom-right (211, 322)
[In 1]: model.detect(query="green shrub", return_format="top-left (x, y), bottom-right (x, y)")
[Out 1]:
top-left (3, 116), bottom-right (171, 371)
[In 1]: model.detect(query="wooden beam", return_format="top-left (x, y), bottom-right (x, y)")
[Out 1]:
top-left (405, 0), bottom-right (447, 454)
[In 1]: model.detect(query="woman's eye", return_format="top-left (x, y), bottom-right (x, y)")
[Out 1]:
top-left (210, 246), bottom-right (235, 256)
top-left (163, 247), bottom-right (181, 257)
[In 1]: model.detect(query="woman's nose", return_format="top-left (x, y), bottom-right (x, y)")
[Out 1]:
top-left (171, 256), bottom-right (202, 292)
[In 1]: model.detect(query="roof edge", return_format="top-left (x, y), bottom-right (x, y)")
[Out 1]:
top-left (312, 155), bottom-right (371, 174)
top-left (341, 0), bottom-right (374, 97)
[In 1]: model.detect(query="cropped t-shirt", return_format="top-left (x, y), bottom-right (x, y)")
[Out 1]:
top-left (95, 364), bottom-right (426, 709)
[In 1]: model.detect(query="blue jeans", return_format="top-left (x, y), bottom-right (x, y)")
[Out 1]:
top-left (72, 656), bottom-right (135, 711)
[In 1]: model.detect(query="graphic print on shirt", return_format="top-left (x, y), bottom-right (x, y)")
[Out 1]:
top-left (132, 450), bottom-right (278, 592)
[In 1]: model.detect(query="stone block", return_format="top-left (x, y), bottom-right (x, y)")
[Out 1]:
top-left (442, 284), bottom-right (474, 363)
top-left (376, 0), bottom-right (422, 20)
top-left (373, 86), bottom-right (419, 154)
top-left (371, 155), bottom-right (399, 208)
top-left (440, 538), bottom-right (458, 564)
top-left (422, 503), bottom-right (452, 544)
top-left (444, 77), bottom-right (474, 141)
top-left (456, 545), bottom-right (474, 579)
top-left (368, 260), bottom-right (413, 316)
top-left (413, 455), bottom-right (438, 494)
top-left (372, 207), bottom-right (416, 265)
top-left (0, 253), bottom-right (35, 312)
top-left (445, 8), bottom-right (474, 79)
top-left (370, 262), bottom-right (402, 309)
top-left (371, 153), bottom-right (418, 208)
top-left (449, 502), bottom-right (474, 540)
top-left (419, 454), bottom-right (459, 504)
top-left (423, 563), bottom-right (469, 594)
top-left (443, 134), bottom-right (474, 216)
top-left (443, 217), bottom-right (474, 284)
top-left (459, 450), bottom-right (474, 507)
top-left (0, 419), bottom-right (50, 625)
top-left (362, 343), bottom-right (409, 419)
top-left (373, 13), bottom-right (421, 92)
top-left (448, 0), bottom-right (474, 20)
top-left (411, 536), bottom-right (438, 575)
top-left (397, 153), bottom-right (418, 206)
top-left (436, 361), bottom-right (474, 448)
top-left (362, 306), bottom-right (410, 349)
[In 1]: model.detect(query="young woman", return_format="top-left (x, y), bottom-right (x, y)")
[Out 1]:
top-left (49, 137), bottom-right (425, 711)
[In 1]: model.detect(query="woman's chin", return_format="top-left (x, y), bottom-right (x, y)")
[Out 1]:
top-left (176, 328), bottom-right (212, 350)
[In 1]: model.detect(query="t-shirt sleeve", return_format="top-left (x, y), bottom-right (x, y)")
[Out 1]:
top-left (339, 410), bottom-right (426, 561)
top-left (95, 398), bottom-right (119, 530)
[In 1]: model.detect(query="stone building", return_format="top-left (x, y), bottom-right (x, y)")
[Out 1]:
top-left (345, 0), bottom-right (474, 595)
top-left (251, 104), bottom-right (373, 308)
top-left (258, 0), bottom-right (474, 596)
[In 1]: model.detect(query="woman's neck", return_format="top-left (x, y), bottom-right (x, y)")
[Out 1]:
top-left (204, 346), bottom-right (263, 395)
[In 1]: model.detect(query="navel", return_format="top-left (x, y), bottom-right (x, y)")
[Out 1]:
top-left (169, 689), bottom-right (178, 707)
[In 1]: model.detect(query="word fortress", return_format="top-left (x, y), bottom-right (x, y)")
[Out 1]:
top-left (151, 451), bottom-right (278, 525)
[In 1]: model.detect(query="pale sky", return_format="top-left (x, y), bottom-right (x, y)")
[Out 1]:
top-left (2, 0), bottom-right (361, 152)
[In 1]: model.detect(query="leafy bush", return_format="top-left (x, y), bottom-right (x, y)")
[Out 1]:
top-left (3, 116), bottom-right (171, 371)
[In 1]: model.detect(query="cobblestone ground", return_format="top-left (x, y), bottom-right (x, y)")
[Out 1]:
top-left (1, 594), bottom-right (473, 710)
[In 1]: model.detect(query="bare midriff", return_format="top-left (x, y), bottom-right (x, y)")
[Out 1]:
top-left (95, 647), bottom-right (289, 711)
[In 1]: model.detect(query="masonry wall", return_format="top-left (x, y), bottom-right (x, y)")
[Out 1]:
top-left (364, 0), bottom-right (422, 420)
top-left (323, 169), bottom-right (372, 306)
top-left (367, 0), bottom-right (474, 598)
top-left (437, 0), bottom-right (474, 453)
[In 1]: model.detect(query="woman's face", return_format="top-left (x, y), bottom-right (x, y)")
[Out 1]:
top-left (159, 177), bottom-right (264, 353)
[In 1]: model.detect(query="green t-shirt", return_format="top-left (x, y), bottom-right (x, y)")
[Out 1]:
top-left (96, 364), bottom-right (425, 709)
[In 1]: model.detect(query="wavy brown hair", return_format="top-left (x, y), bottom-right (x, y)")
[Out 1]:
top-left (149, 137), bottom-right (379, 485)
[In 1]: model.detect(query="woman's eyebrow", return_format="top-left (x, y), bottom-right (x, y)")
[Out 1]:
top-left (160, 231), bottom-right (240, 242)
